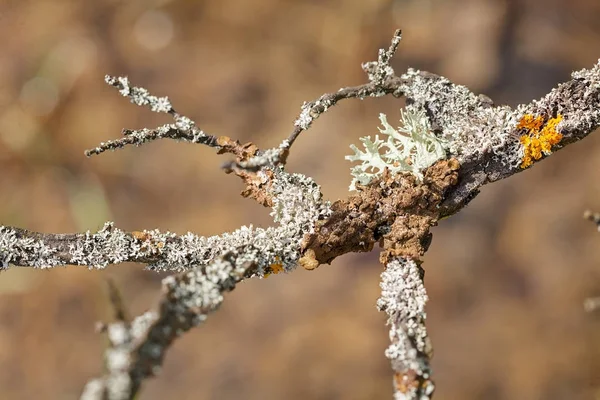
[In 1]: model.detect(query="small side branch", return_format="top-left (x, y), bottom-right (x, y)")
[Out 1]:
top-left (284, 30), bottom-right (403, 157)
top-left (81, 253), bottom-right (251, 400)
top-left (245, 29), bottom-right (405, 168)
top-left (378, 257), bottom-right (434, 400)
top-left (85, 76), bottom-right (258, 161)
top-left (362, 28), bottom-right (402, 85)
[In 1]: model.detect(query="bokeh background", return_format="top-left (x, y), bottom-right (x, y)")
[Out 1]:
top-left (0, 0), bottom-right (599, 399)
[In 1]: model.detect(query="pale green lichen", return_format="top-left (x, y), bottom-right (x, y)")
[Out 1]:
top-left (346, 107), bottom-right (448, 190)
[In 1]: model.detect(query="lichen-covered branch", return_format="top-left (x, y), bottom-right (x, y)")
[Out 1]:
top-left (0, 169), bottom-right (330, 274)
top-left (284, 30), bottom-right (403, 157)
top-left (74, 169), bottom-right (330, 399)
top-left (378, 257), bottom-right (434, 400)
top-left (221, 29), bottom-right (405, 171)
top-left (350, 63), bottom-right (600, 217)
top-left (0, 168), bottom-right (331, 399)
top-left (80, 252), bottom-right (251, 400)
top-left (85, 76), bottom-right (259, 162)
top-left (0, 220), bottom-right (299, 273)
top-left (0, 28), bottom-right (598, 400)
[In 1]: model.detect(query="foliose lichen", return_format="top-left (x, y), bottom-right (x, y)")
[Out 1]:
top-left (517, 114), bottom-right (563, 168)
top-left (346, 107), bottom-right (449, 190)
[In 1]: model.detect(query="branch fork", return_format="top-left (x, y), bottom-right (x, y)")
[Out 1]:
top-left (1, 29), bottom-right (598, 400)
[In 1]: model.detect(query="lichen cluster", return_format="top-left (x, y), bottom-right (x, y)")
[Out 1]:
top-left (517, 114), bottom-right (563, 168)
top-left (346, 107), bottom-right (448, 190)
top-left (397, 69), bottom-right (526, 169)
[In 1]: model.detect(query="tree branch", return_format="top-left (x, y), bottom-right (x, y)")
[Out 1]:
top-left (85, 75), bottom-right (259, 162)
top-left (378, 257), bottom-right (433, 399)
top-left (0, 29), bottom-right (598, 399)
top-left (76, 169), bottom-right (330, 400)
top-left (80, 253), bottom-right (252, 400)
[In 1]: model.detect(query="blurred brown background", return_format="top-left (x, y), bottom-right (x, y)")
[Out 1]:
top-left (0, 0), bottom-right (599, 399)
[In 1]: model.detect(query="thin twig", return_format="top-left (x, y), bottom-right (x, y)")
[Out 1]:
top-left (81, 253), bottom-right (253, 400)
top-left (272, 30), bottom-right (403, 166)
top-left (85, 76), bottom-right (257, 161)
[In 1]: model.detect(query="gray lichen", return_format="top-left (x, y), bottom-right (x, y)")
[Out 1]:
top-left (398, 69), bottom-right (525, 169)
top-left (346, 107), bottom-right (449, 190)
top-left (0, 168), bottom-right (331, 275)
top-left (146, 167), bottom-right (331, 274)
top-left (378, 257), bottom-right (434, 400)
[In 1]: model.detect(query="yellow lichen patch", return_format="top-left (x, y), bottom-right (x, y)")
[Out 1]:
top-left (518, 114), bottom-right (563, 168)
top-left (517, 114), bottom-right (544, 132)
top-left (264, 258), bottom-right (284, 277)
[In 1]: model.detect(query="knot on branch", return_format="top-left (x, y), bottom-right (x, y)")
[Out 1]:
top-left (300, 159), bottom-right (459, 269)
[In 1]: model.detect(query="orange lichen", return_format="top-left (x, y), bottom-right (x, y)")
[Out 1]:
top-left (264, 257), bottom-right (284, 277)
top-left (517, 114), bottom-right (544, 132)
top-left (518, 114), bottom-right (563, 168)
